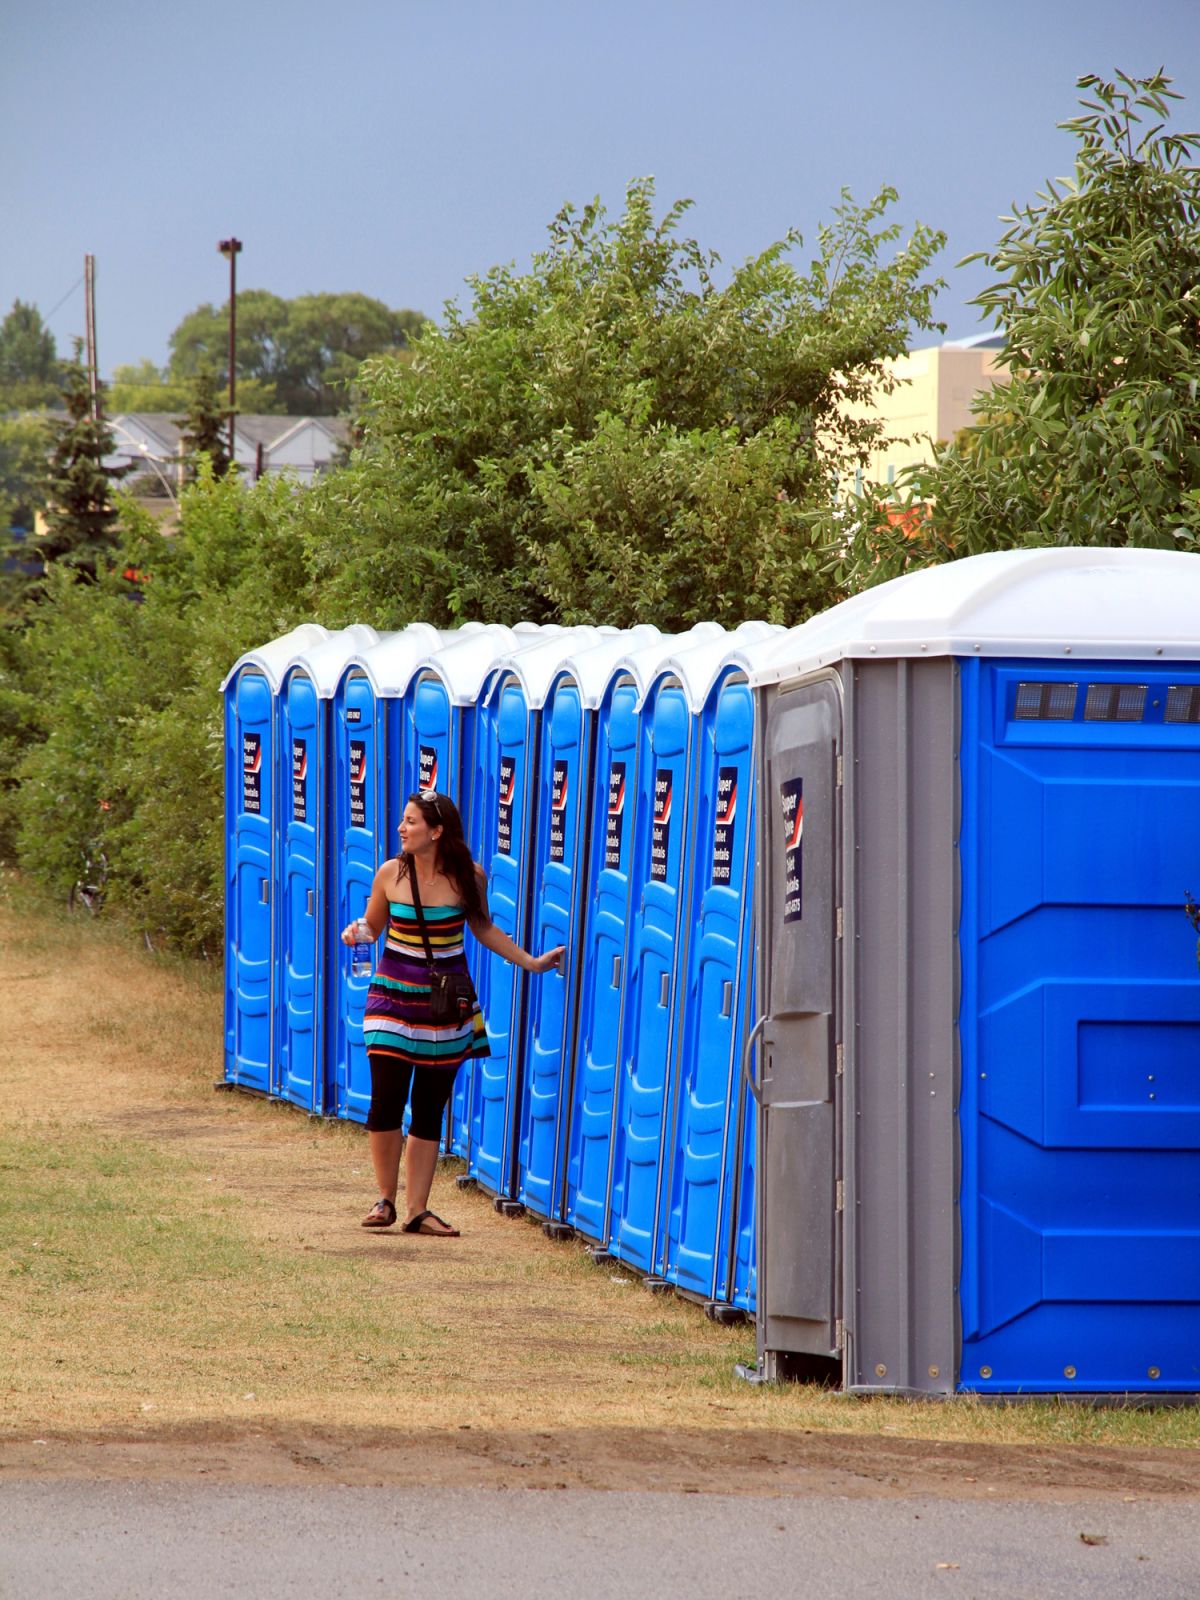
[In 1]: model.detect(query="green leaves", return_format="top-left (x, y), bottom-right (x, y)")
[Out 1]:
top-left (38, 344), bottom-right (130, 586)
top-left (307, 176), bottom-right (945, 628)
top-left (4, 177), bottom-right (948, 946)
top-left (167, 291), bottom-right (426, 417)
top-left (833, 69), bottom-right (1200, 583)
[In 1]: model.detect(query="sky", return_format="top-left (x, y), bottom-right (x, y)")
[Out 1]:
top-left (2, 0), bottom-right (1198, 381)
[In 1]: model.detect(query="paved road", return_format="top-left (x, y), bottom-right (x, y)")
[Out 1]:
top-left (1, 1482), bottom-right (1197, 1599)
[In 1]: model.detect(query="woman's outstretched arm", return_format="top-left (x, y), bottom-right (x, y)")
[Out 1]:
top-left (467, 866), bottom-right (563, 973)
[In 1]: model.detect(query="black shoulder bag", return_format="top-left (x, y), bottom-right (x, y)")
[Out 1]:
top-left (409, 869), bottom-right (478, 1026)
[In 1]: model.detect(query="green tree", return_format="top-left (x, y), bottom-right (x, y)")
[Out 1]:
top-left (835, 70), bottom-right (1200, 584)
top-left (279, 293), bottom-right (425, 413)
top-left (0, 300), bottom-right (60, 410)
top-left (107, 359), bottom-right (192, 414)
top-left (167, 290), bottom-right (424, 416)
top-left (9, 465), bottom-right (315, 943)
top-left (0, 413), bottom-right (50, 530)
top-left (39, 342), bottom-right (129, 582)
top-left (303, 179), bottom-right (944, 629)
top-left (109, 356), bottom-right (276, 417)
top-left (176, 370), bottom-right (232, 480)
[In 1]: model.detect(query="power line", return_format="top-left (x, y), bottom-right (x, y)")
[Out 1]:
top-left (43, 273), bottom-right (86, 323)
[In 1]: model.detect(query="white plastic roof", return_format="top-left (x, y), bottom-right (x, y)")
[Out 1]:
top-left (605, 623), bottom-right (726, 704)
top-left (655, 620), bottom-right (784, 711)
top-left (348, 623), bottom-right (443, 696)
top-left (556, 625), bottom-right (664, 708)
top-left (219, 622), bottom-right (330, 693)
top-left (410, 623), bottom-right (520, 704)
top-left (491, 626), bottom-right (611, 709)
top-left (734, 549), bottom-right (1200, 688)
top-left (281, 624), bottom-right (381, 698)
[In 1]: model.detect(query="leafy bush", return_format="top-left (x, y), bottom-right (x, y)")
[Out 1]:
top-left (4, 179), bottom-right (947, 950)
top-left (829, 70), bottom-right (1200, 585)
top-left (10, 472), bottom-right (314, 951)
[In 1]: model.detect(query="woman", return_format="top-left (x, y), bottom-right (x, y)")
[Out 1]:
top-left (341, 789), bottom-right (563, 1237)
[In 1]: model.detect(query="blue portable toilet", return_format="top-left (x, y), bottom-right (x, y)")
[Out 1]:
top-left (561, 627), bottom-right (726, 1244)
top-left (466, 628), bottom-right (605, 1199)
top-left (326, 625), bottom-right (443, 1124)
top-left (576, 624), bottom-right (723, 1260)
top-left (727, 984), bottom-right (759, 1313)
top-left (397, 626), bottom-right (521, 1155)
top-left (657, 633), bottom-right (776, 1306)
top-left (509, 628), bottom-right (661, 1220)
top-left (739, 548), bottom-right (1200, 1395)
top-left (605, 627), bottom-right (780, 1279)
top-left (222, 624), bottom-right (329, 1094)
top-left (274, 626), bottom-right (379, 1115)
top-left (398, 625), bottom-right (519, 851)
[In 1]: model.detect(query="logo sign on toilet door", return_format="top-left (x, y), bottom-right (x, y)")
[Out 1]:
top-left (243, 732), bottom-right (263, 814)
top-left (498, 756), bottom-right (517, 854)
top-left (650, 769), bottom-right (673, 883)
top-left (291, 739), bottom-right (308, 823)
top-left (606, 761), bottom-right (626, 870)
top-left (780, 777), bottom-right (803, 922)
top-left (419, 744), bottom-right (438, 791)
top-left (349, 740), bottom-right (367, 828)
top-left (550, 760), bottom-right (569, 863)
top-left (713, 766), bottom-right (737, 885)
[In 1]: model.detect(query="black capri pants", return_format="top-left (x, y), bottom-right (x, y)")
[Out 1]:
top-left (365, 1052), bottom-right (456, 1141)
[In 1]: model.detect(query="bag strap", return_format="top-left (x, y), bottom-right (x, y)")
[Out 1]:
top-left (407, 865), bottom-right (438, 977)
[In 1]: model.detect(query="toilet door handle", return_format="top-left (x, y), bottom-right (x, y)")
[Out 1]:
top-left (611, 956), bottom-right (622, 989)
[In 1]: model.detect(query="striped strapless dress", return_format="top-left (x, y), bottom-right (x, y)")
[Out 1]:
top-left (363, 902), bottom-right (490, 1069)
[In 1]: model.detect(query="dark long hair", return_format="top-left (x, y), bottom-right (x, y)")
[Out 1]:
top-left (397, 791), bottom-right (484, 922)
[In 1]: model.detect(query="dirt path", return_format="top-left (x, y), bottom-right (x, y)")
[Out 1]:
top-left (1, 892), bottom-right (1197, 1498)
top-left (5, 1426), bottom-right (1200, 1501)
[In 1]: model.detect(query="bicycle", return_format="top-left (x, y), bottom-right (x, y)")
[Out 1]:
top-left (68, 843), bottom-right (109, 915)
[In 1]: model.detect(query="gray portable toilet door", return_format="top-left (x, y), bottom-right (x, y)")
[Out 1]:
top-left (755, 671), bottom-right (842, 1371)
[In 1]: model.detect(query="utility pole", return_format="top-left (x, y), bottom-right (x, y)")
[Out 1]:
top-left (83, 254), bottom-right (99, 421)
top-left (217, 237), bottom-right (243, 470)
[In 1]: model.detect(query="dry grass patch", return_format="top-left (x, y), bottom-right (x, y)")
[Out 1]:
top-left (1, 876), bottom-right (1198, 1465)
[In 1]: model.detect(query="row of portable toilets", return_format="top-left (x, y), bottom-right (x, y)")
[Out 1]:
top-left (223, 618), bottom-right (777, 1320)
top-left (225, 549), bottom-right (1200, 1396)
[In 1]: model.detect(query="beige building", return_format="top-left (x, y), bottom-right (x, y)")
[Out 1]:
top-left (842, 335), bottom-right (1008, 490)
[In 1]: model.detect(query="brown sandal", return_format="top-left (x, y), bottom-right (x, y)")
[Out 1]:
top-left (362, 1198), bottom-right (397, 1228)
top-left (401, 1209), bottom-right (459, 1237)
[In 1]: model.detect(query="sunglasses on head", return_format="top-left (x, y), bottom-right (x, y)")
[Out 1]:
top-left (411, 788), bottom-right (443, 821)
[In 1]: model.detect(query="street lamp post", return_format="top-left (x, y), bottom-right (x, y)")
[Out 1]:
top-left (217, 237), bottom-right (243, 470)
top-left (108, 421), bottom-right (179, 505)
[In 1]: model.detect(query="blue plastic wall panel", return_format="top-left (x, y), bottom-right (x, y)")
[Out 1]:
top-left (395, 672), bottom-right (456, 851)
top-left (728, 960), bottom-right (759, 1313)
top-left (330, 671), bottom-right (379, 1123)
top-left (515, 679), bottom-right (590, 1217)
top-left (468, 679), bottom-right (534, 1195)
top-left (411, 673), bottom-right (453, 793)
top-left (459, 704), bottom-right (482, 852)
top-left (394, 671), bottom-right (462, 1144)
top-left (563, 681), bottom-right (641, 1242)
top-left (278, 670), bottom-right (323, 1113)
top-left (661, 676), bottom-right (755, 1298)
top-left (447, 700), bottom-right (489, 1159)
top-left (607, 682), bottom-right (694, 1272)
top-left (959, 659), bottom-right (1200, 1394)
top-left (224, 669), bottom-right (275, 1091)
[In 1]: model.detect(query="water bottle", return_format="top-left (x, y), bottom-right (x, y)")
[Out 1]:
top-left (351, 942), bottom-right (372, 979)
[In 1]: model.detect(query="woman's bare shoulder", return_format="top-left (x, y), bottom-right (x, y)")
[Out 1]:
top-left (474, 861), bottom-right (488, 887)
top-left (374, 859), bottom-right (408, 898)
